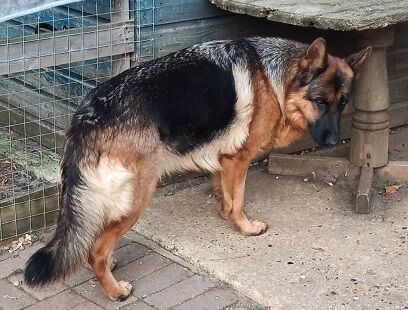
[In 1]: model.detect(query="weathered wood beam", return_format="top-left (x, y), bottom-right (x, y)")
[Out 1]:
top-left (268, 154), bottom-right (359, 181)
top-left (0, 99), bottom-right (66, 154)
top-left (0, 21), bottom-right (134, 75)
top-left (112, 0), bottom-right (131, 75)
top-left (209, 0), bottom-right (408, 31)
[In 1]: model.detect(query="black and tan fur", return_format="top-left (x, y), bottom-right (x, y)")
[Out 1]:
top-left (24, 37), bottom-right (371, 300)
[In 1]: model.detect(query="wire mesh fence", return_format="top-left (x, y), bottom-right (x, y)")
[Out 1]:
top-left (0, 0), bottom-right (155, 241)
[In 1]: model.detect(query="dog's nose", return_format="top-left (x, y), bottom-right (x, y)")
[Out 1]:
top-left (325, 134), bottom-right (339, 145)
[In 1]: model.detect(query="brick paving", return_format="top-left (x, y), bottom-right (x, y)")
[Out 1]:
top-left (0, 234), bottom-right (266, 310)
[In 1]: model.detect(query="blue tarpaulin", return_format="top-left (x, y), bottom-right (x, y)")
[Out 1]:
top-left (1, 0), bottom-right (82, 23)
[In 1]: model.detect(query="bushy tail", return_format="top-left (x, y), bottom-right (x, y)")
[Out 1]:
top-left (24, 130), bottom-right (103, 287)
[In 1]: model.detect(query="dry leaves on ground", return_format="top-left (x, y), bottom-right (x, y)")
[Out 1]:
top-left (384, 184), bottom-right (403, 195)
top-left (2, 234), bottom-right (32, 253)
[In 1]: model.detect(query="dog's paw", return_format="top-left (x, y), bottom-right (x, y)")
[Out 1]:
top-left (108, 281), bottom-right (133, 301)
top-left (239, 220), bottom-right (268, 236)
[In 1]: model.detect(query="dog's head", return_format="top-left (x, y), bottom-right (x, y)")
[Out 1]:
top-left (288, 38), bottom-right (372, 146)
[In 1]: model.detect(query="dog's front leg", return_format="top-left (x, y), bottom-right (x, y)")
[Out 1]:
top-left (214, 154), bottom-right (268, 236)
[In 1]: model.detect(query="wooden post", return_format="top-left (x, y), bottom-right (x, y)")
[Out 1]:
top-left (350, 27), bottom-right (395, 168)
top-left (350, 27), bottom-right (395, 213)
top-left (355, 167), bottom-right (374, 214)
top-left (112, 0), bottom-right (131, 75)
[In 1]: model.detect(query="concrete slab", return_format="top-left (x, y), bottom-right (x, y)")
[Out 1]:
top-left (134, 163), bottom-right (408, 309)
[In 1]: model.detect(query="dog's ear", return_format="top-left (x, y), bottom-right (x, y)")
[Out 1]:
top-left (346, 47), bottom-right (372, 73)
top-left (305, 37), bottom-right (328, 73)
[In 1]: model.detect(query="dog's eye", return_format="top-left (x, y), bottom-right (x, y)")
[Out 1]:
top-left (339, 95), bottom-right (349, 105)
top-left (314, 97), bottom-right (327, 107)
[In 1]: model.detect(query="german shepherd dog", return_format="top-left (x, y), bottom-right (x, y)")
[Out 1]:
top-left (24, 37), bottom-right (371, 300)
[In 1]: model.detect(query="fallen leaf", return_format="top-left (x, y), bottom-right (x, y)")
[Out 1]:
top-left (385, 184), bottom-right (403, 195)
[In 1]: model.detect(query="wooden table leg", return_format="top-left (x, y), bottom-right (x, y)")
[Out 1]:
top-left (350, 27), bottom-right (395, 213)
top-left (356, 167), bottom-right (374, 214)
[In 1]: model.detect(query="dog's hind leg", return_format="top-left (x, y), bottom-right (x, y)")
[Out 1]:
top-left (88, 158), bottom-right (158, 301)
top-left (89, 219), bottom-right (136, 301)
top-left (215, 154), bottom-right (268, 236)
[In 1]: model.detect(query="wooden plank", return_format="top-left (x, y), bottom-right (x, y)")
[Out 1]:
top-left (389, 76), bottom-right (408, 104)
top-left (143, 0), bottom-right (227, 26)
top-left (10, 8), bottom-right (102, 33)
top-left (387, 101), bottom-right (408, 130)
top-left (0, 99), bottom-right (66, 154)
top-left (67, 0), bottom-right (111, 17)
top-left (209, 0), bottom-right (408, 31)
top-left (112, 0), bottom-right (131, 75)
top-left (58, 57), bottom-right (111, 85)
top-left (387, 22), bottom-right (408, 78)
top-left (153, 15), bottom-right (273, 58)
top-left (268, 154), bottom-right (358, 181)
top-left (0, 78), bottom-right (75, 130)
top-left (52, 5), bottom-right (110, 25)
top-left (0, 21), bottom-right (134, 75)
top-left (67, 0), bottom-right (227, 26)
top-left (388, 21), bottom-right (408, 50)
top-left (387, 49), bottom-right (408, 79)
top-left (1, 72), bottom-right (83, 108)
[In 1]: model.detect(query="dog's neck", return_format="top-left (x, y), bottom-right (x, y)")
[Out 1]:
top-left (249, 37), bottom-right (307, 110)
top-left (248, 38), bottom-right (312, 149)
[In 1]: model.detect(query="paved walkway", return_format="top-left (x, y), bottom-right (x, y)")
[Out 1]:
top-left (0, 231), bottom-right (264, 310)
